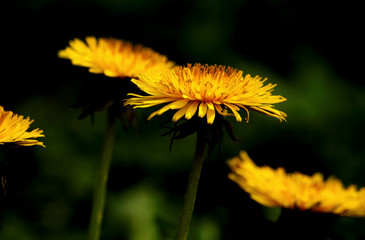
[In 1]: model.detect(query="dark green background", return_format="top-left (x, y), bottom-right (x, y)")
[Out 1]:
top-left (1, 0), bottom-right (364, 239)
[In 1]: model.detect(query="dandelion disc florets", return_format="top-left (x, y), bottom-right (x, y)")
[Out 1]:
top-left (125, 63), bottom-right (287, 124)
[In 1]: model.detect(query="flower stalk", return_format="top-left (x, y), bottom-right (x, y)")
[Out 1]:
top-left (88, 110), bottom-right (116, 240)
top-left (175, 128), bottom-right (207, 240)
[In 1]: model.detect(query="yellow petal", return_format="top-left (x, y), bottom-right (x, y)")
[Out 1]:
top-left (185, 101), bottom-right (200, 120)
top-left (172, 102), bottom-right (193, 122)
top-left (158, 99), bottom-right (190, 115)
top-left (147, 99), bottom-right (189, 120)
top-left (206, 108), bottom-right (215, 124)
top-left (214, 103), bottom-right (224, 114)
top-left (207, 102), bottom-right (215, 110)
top-left (224, 103), bottom-right (242, 122)
top-left (198, 102), bottom-right (208, 118)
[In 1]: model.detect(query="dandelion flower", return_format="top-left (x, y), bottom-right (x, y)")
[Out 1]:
top-left (58, 36), bottom-right (174, 78)
top-left (0, 106), bottom-right (45, 147)
top-left (228, 151), bottom-right (365, 217)
top-left (125, 63), bottom-right (287, 124)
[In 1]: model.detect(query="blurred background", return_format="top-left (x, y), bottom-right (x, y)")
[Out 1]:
top-left (1, 0), bottom-right (365, 239)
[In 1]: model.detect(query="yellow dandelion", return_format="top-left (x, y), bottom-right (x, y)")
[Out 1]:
top-left (0, 106), bottom-right (45, 147)
top-left (58, 36), bottom-right (175, 78)
top-left (227, 151), bottom-right (365, 217)
top-left (125, 63), bottom-right (287, 124)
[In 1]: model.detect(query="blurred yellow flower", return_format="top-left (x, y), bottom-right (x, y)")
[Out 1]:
top-left (58, 36), bottom-right (174, 78)
top-left (228, 151), bottom-right (365, 217)
top-left (125, 63), bottom-right (287, 124)
top-left (0, 106), bottom-right (45, 147)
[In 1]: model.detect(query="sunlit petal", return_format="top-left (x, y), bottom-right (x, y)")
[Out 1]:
top-left (198, 102), bottom-right (208, 118)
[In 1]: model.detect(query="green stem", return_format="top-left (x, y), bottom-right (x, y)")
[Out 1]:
top-left (175, 130), bottom-right (207, 240)
top-left (88, 112), bottom-right (116, 240)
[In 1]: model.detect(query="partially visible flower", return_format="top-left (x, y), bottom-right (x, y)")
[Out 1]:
top-left (58, 36), bottom-right (175, 78)
top-left (58, 37), bottom-right (174, 121)
top-left (227, 151), bottom-right (365, 217)
top-left (0, 106), bottom-right (45, 147)
top-left (125, 63), bottom-right (287, 124)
